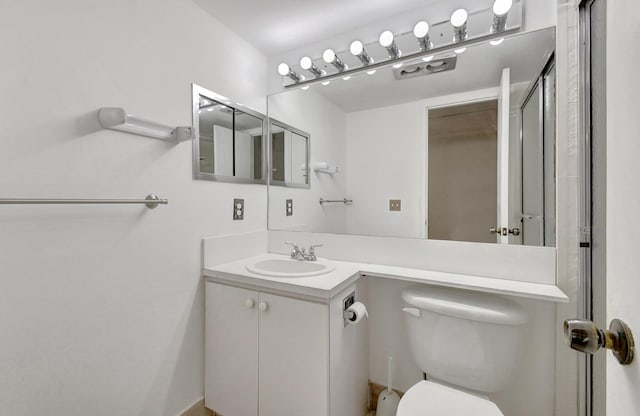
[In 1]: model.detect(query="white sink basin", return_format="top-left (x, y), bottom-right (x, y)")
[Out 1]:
top-left (246, 258), bottom-right (335, 278)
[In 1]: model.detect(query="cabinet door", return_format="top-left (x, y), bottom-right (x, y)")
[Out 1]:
top-left (258, 293), bottom-right (328, 416)
top-left (205, 283), bottom-right (258, 416)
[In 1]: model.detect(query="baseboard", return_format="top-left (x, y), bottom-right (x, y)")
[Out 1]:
top-left (178, 398), bottom-right (213, 416)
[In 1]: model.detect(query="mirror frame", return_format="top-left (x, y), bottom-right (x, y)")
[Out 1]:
top-left (268, 118), bottom-right (311, 189)
top-left (191, 83), bottom-right (268, 184)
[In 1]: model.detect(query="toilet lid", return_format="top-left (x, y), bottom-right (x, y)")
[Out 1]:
top-left (397, 381), bottom-right (504, 416)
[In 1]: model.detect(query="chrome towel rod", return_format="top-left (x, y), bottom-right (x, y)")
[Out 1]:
top-left (0, 194), bottom-right (168, 209)
top-left (319, 198), bottom-right (352, 205)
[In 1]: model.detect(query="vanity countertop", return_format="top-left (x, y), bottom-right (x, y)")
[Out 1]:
top-left (203, 253), bottom-right (569, 303)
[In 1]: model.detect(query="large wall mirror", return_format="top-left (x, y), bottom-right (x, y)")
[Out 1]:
top-left (192, 84), bottom-right (267, 184)
top-left (267, 27), bottom-right (556, 246)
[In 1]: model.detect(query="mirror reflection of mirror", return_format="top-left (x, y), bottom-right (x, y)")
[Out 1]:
top-left (267, 27), bottom-right (556, 247)
top-left (269, 120), bottom-right (310, 188)
top-left (192, 84), bottom-right (266, 183)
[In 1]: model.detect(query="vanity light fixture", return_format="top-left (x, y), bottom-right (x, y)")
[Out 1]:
top-left (278, 63), bottom-right (303, 82)
top-left (450, 8), bottom-right (468, 43)
top-left (491, 0), bottom-right (513, 33)
top-left (413, 21), bottom-right (433, 51)
top-left (300, 56), bottom-right (324, 78)
top-left (350, 40), bottom-right (373, 66)
top-left (379, 30), bottom-right (401, 59)
top-left (323, 48), bottom-right (347, 72)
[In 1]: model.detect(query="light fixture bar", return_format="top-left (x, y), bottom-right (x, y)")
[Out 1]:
top-left (279, 1), bottom-right (522, 89)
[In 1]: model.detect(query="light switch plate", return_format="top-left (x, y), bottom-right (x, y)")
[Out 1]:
top-left (389, 199), bottom-right (401, 211)
top-left (286, 199), bottom-right (293, 216)
top-left (233, 198), bottom-right (244, 220)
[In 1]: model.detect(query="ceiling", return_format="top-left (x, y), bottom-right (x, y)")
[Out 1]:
top-left (193, 0), bottom-right (441, 56)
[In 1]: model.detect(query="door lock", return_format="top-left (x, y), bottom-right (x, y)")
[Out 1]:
top-left (564, 318), bottom-right (635, 365)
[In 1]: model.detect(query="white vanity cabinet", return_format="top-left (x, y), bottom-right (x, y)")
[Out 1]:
top-left (205, 281), bottom-right (329, 416)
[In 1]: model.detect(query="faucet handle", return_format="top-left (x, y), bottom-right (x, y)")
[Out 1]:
top-left (285, 241), bottom-right (299, 249)
top-left (308, 244), bottom-right (323, 254)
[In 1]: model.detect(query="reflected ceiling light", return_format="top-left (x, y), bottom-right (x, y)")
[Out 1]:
top-left (342, 76), bottom-right (351, 81)
top-left (367, 69), bottom-right (376, 75)
top-left (322, 48), bottom-right (347, 72)
top-left (490, 37), bottom-right (505, 46)
top-left (491, 0), bottom-right (512, 33)
top-left (450, 8), bottom-right (468, 42)
top-left (379, 30), bottom-right (401, 59)
top-left (300, 56), bottom-right (325, 78)
top-left (413, 21), bottom-right (433, 51)
top-left (321, 80), bottom-right (331, 86)
top-left (277, 63), bottom-right (303, 82)
top-left (393, 62), bottom-right (403, 69)
top-left (301, 86), bottom-right (310, 90)
top-left (422, 55), bottom-right (434, 62)
top-left (350, 40), bottom-right (373, 66)
top-left (455, 47), bottom-right (467, 54)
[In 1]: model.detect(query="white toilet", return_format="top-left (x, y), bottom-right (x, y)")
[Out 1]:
top-left (397, 285), bottom-right (528, 416)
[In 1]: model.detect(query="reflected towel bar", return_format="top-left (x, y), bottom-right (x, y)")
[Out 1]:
top-left (319, 198), bottom-right (353, 205)
top-left (0, 194), bottom-right (168, 209)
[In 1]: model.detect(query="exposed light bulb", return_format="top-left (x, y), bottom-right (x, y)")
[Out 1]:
top-left (277, 63), bottom-right (290, 76)
top-left (422, 55), bottom-right (434, 62)
top-left (350, 40), bottom-right (364, 56)
top-left (490, 38), bottom-right (505, 46)
top-left (493, 0), bottom-right (513, 16)
top-left (322, 48), bottom-right (336, 63)
top-left (450, 9), bottom-right (468, 28)
top-left (300, 56), bottom-right (313, 70)
top-left (379, 30), bottom-right (394, 48)
top-left (413, 21), bottom-right (429, 39)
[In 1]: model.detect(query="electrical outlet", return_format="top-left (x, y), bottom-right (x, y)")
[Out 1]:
top-left (389, 199), bottom-right (401, 211)
top-left (233, 198), bottom-right (244, 220)
top-left (286, 199), bottom-right (293, 216)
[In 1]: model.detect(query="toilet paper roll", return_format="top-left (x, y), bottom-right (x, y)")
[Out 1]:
top-left (346, 302), bottom-right (368, 325)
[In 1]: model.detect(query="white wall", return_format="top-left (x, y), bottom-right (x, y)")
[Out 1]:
top-left (268, 90), bottom-right (348, 233)
top-left (345, 88), bottom-right (504, 239)
top-left (0, 1), bottom-right (267, 415)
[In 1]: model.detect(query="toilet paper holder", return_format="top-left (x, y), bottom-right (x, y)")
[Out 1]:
top-left (343, 291), bottom-right (356, 326)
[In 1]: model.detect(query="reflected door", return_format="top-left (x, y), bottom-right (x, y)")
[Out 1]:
top-left (520, 55), bottom-right (556, 246)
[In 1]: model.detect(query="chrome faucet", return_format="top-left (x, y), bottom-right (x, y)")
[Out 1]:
top-left (285, 241), bottom-right (323, 261)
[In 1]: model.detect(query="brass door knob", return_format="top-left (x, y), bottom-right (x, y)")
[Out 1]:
top-left (564, 318), bottom-right (635, 365)
top-left (509, 228), bottom-right (521, 236)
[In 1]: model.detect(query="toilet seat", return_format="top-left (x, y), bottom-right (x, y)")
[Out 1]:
top-left (396, 381), bottom-right (504, 416)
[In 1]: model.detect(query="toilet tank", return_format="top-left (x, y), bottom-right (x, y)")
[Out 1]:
top-left (401, 285), bottom-right (528, 393)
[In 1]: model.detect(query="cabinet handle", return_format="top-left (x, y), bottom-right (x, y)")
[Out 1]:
top-left (259, 302), bottom-right (269, 312)
top-left (245, 298), bottom-right (255, 309)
